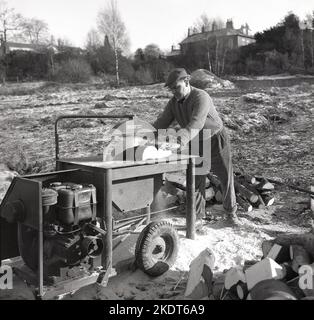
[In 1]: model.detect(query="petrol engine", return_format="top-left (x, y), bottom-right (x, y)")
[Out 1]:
top-left (4, 181), bottom-right (105, 283)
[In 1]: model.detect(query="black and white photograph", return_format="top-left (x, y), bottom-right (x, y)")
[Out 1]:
top-left (0, 0), bottom-right (313, 304)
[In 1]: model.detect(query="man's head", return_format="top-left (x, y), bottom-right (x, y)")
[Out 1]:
top-left (165, 68), bottom-right (191, 101)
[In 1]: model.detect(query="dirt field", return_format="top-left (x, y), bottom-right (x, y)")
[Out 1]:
top-left (0, 79), bottom-right (313, 300)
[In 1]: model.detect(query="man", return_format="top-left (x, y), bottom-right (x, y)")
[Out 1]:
top-left (153, 68), bottom-right (240, 225)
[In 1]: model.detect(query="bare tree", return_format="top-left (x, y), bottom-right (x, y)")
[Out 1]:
top-left (193, 13), bottom-right (225, 33)
top-left (20, 18), bottom-right (49, 44)
top-left (0, 1), bottom-right (23, 83)
top-left (305, 11), bottom-right (314, 67)
top-left (85, 28), bottom-right (101, 51)
top-left (0, 1), bottom-right (23, 46)
top-left (97, 0), bottom-right (129, 85)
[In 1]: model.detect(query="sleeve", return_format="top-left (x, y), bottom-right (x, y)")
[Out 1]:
top-left (178, 93), bottom-right (210, 148)
top-left (152, 100), bottom-right (175, 129)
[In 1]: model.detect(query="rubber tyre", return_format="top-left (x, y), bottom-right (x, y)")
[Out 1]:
top-left (135, 220), bottom-right (179, 277)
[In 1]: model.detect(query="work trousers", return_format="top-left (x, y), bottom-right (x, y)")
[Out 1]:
top-left (191, 127), bottom-right (237, 218)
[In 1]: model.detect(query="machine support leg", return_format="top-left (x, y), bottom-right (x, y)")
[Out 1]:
top-left (38, 206), bottom-right (44, 298)
top-left (186, 158), bottom-right (196, 240)
top-left (144, 205), bottom-right (151, 224)
top-left (103, 169), bottom-right (113, 276)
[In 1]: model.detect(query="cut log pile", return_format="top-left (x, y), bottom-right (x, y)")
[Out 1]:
top-left (184, 231), bottom-right (314, 300)
top-left (216, 234), bottom-right (314, 300)
top-left (207, 172), bottom-right (275, 212)
top-left (166, 171), bottom-right (276, 212)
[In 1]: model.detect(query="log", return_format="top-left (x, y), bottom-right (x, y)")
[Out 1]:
top-left (236, 282), bottom-right (249, 300)
top-left (255, 178), bottom-right (275, 191)
top-left (261, 194), bottom-right (275, 206)
top-left (224, 267), bottom-right (246, 290)
top-left (273, 232), bottom-right (314, 260)
top-left (185, 248), bottom-right (215, 298)
top-left (236, 195), bottom-right (253, 212)
top-left (215, 190), bottom-right (223, 203)
top-left (237, 173), bottom-right (257, 185)
top-left (255, 176), bottom-right (314, 196)
top-left (290, 245), bottom-right (311, 272)
top-left (243, 260), bottom-right (259, 270)
top-left (245, 258), bottom-right (285, 290)
top-left (252, 195), bottom-right (266, 209)
top-left (266, 244), bottom-right (290, 263)
top-left (235, 179), bottom-right (260, 196)
top-left (234, 181), bottom-right (259, 204)
top-left (207, 174), bottom-right (221, 190)
top-left (262, 240), bottom-right (274, 258)
top-left (249, 279), bottom-right (297, 300)
top-left (243, 174), bottom-right (257, 185)
top-left (205, 187), bottom-right (215, 201)
top-left (280, 262), bottom-right (298, 281)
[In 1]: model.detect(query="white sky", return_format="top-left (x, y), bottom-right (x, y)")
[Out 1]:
top-left (8, 0), bottom-right (314, 53)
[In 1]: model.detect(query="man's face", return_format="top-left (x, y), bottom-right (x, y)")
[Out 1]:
top-left (168, 79), bottom-right (188, 101)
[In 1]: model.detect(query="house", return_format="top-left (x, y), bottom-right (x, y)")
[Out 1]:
top-left (0, 40), bottom-right (48, 57)
top-left (0, 37), bottom-right (84, 57)
top-left (168, 19), bottom-right (255, 57)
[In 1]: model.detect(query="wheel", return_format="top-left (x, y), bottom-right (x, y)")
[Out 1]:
top-left (135, 220), bottom-right (179, 277)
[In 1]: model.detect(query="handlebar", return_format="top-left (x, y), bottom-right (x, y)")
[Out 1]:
top-left (54, 114), bottom-right (135, 160)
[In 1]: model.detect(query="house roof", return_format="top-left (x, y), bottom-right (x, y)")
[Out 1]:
top-left (1, 41), bottom-right (85, 55)
top-left (166, 49), bottom-right (181, 57)
top-left (4, 41), bottom-right (48, 52)
top-left (180, 28), bottom-right (255, 45)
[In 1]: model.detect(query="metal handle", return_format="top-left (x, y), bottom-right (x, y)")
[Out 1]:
top-left (54, 114), bottom-right (135, 160)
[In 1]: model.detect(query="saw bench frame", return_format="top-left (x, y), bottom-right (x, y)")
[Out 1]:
top-left (0, 115), bottom-right (196, 299)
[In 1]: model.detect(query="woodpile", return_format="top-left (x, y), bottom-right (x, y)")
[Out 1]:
top-left (208, 232), bottom-right (314, 300)
top-left (206, 172), bottom-right (275, 212)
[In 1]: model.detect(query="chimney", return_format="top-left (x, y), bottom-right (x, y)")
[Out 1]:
top-left (171, 45), bottom-right (174, 51)
top-left (188, 28), bottom-right (191, 37)
top-left (245, 23), bottom-right (249, 35)
top-left (226, 19), bottom-right (234, 29)
top-left (201, 25), bottom-right (205, 33)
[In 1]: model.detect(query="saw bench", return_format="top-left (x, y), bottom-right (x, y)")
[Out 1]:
top-left (0, 115), bottom-right (196, 299)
